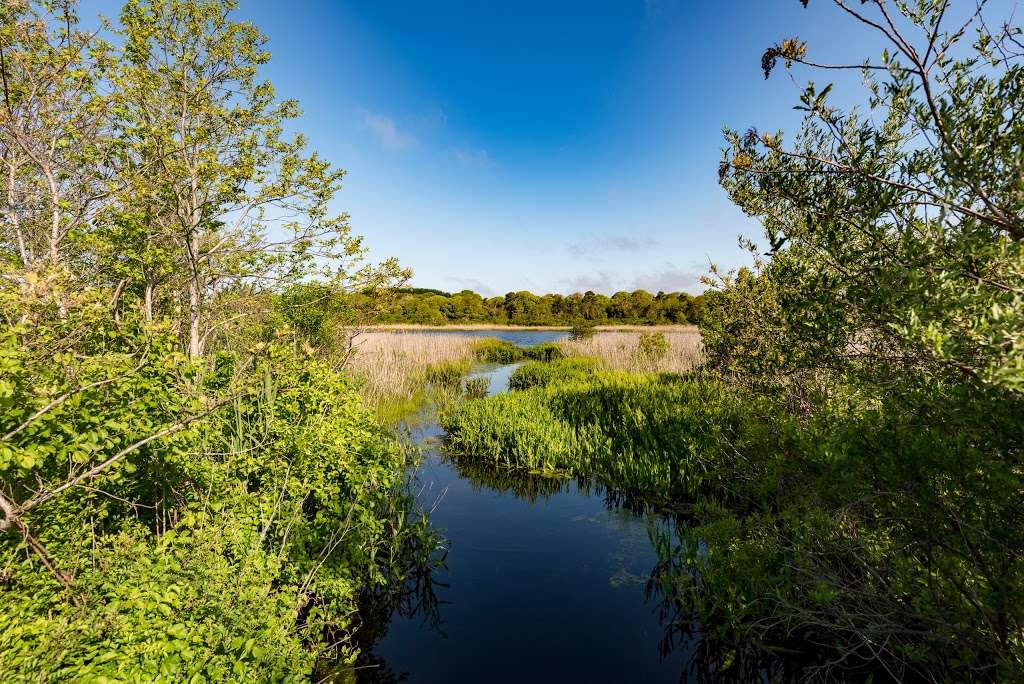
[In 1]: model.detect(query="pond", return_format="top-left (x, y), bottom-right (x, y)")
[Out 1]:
top-left (356, 337), bottom-right (693, 683)
top-left (385, 328), bottom-right (569, 347)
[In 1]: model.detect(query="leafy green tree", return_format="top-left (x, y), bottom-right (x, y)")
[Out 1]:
top-left (111, 0), bottom-right (405, 357)
top-left (718, 0), bottom-right (1024, 393)
top-left (0, 0), bottom-right (111, 272)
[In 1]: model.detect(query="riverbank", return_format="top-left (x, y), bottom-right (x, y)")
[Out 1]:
top-left (363, 323), bottom-right (698, 333)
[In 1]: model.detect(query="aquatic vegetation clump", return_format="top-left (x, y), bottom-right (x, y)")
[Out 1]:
top-left (472, 338), bottom-right (524, 363)
top-left (444, 360), bottom-right (781, 502)
top-left (508, 357), bottom-right (599, 390)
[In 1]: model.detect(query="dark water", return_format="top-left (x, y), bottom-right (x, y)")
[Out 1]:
top-left (386, 328), bottom-right (569, 346)
top-left (358, 352), bottom-right (690, 683)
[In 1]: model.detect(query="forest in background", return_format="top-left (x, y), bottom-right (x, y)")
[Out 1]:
top-left (355, 287), bottom-right (706, 326)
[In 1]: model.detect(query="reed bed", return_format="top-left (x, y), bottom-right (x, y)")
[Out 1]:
top-left (559, 328), bottom-right (704, 374)
top-left (346, 332), bottom-right (477, 410)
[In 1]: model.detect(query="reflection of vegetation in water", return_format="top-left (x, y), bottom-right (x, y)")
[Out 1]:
top-left (319, 461), bottom-right (448, 684)
top-left (443, 451), bottom-right (572, 503)
top-left (443, 356), bottom-right (1024, 680)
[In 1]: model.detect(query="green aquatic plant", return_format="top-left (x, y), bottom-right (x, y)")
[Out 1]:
top-left (522, 342), bottom-right (564, 362)
top-left (463, 377), bottom-right (490, 400)
top-left (472, 338), bottom-right (524, 364)
top-left (508, 357), bottom-right (599, 390)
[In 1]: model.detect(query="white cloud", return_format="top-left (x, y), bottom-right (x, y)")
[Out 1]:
top-left (362, 111), bottom-right (416, 150)
top-left (560, 262), bottom-right (705, 294)
top-left (562, 271), bottom-right (616, 293)
top-left (445, 276), bottom-right (496, 297)
top-left (629, 262), bottom-right (703, 292)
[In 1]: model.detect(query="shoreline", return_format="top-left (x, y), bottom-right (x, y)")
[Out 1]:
top-left (362, 323), bottom-right (699, 333)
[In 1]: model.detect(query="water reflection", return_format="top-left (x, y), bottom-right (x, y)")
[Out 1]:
top-left (352, 357), bottom-right (807, 683)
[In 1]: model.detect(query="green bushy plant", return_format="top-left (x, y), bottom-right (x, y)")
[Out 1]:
top-left (463, 377), bottom-right (490, 399)
top-left (472, 338), bottom-right (523, 364)
top-left (568, 320), bottom-right (596, 341)
top-left (508, 357), bottom-right (598, 390)
top-left (635, 332), bottom-right (669, 366)
top-left (522, 342), bottom-right (564, 362)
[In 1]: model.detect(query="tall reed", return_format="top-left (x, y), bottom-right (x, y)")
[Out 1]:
top-left (559, 329), bottom-right (703, 373)
top-left (346, 332), bottom-right (476, 412)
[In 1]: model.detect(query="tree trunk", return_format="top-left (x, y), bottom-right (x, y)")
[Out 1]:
top-left (143, 281), bottom-right (155, 323)
top-left (188, 276), bottom-right (202, 359)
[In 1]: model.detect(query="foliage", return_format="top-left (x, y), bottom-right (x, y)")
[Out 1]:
top-left (684, 1), bottom-right (1024, 678)
top-left (0, 279), bottom-right (431, 680)
top-left (568, 319), bottom-right (597, 341)
top-left (444, 360), bottom-right (780, 503)
top-left (472, 338), bottom-right (523, 364)
top-left (522, 341), bottom-right (564, 362)
top-left (356, 288), bottom-right (705, 326)
top-left (507, 357), bottom-right (599, 390)
top-left (463, 377), bottom-right (490, 400)
top-left (422, 359), bottom-right (472, 390)
top-left (634, 332), bottom-right (669, 367)
top-left (0, 1), bottom-right (422, 679)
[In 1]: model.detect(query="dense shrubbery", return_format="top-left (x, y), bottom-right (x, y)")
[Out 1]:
top-left (472, 339), bottom-right (524, 363)
top-left (0, 0), bottom-right (423, 679)
top-left (507, 358), bottom-right (598, 390)
top-left (0, 284), bottom-right (427, 680)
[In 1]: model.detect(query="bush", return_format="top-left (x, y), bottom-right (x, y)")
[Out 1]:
top-left (508, 357), bottom-right (598, 390)
top-left (463, 377), bottom-right (490, 399)
top-left (568, 320), bottom-right (596, 341)
top-left (472, 338), bottom-right (523, 364)
top-left (423, 359), bottom-right (471, 388)
top-left (635, 332), bottom-right (669, 366)
top-left (0, 286), bottom-right (423, 680)
top-left (522, 342), bottom-right (564, 362)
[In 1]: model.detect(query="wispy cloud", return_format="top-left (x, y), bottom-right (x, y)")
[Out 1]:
top-left (568, 233), bottom-right (661, 258)
top-left (445, 276), bottom-right (495, 297)
top-left (629, 262), bottom-right (703, 292)
top-left (362, 111), bottom-right (417, 150)
top-left (561, 262), bottom-right (704, 294)
top-left (450, 146), bottom-right (491, 168)
top-left (562, 271), bottom-right (616, 293)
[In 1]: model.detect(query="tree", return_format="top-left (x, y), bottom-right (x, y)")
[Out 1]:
top-left (718, 0), bottom-right (1024, 393)
top-left (0, 0), bottom-right (111, 273)
top-left (111, 0), bottom-right (405, 358)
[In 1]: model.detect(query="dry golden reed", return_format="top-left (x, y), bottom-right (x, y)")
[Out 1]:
top-left (559, 329), bottom-right (704, 374)
top-left (346, 332), bottom-right (476, 407)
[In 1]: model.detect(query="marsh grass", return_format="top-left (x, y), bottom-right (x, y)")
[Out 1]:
top-left (559, 329), bottom-right (703, 373)
top-left (347, 332), bottom-right (477, 416)
top-left (442, 360), bottom-right (772, 504)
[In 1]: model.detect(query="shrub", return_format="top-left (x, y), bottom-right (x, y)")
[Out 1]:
top-left (472, 338), bottom-right (523, 364)
top-left (463, 377), bottom-right (490, 399)
top-left (635, 332), bottom-right (669, 366)
top-left (568, 320), bottom-right (596, 341)
top-left (508, 358), bottom-right (598, 390)
top-left (422, 359), bottom-right (471, 388)
top-left (522, 342), bottom-right (564, 362)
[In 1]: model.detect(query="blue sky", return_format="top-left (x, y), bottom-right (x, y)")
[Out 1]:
top-left (80, 0), bottom-right (1011, 295)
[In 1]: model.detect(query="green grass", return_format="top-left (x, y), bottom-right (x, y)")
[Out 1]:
top-left (442, 359), bottom-right (783, 504)
top-left (508, 357), bottom-right (599, 390)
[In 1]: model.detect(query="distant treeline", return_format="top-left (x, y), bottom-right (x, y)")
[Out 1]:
top-left (352, 288), bottom-right (706, 326)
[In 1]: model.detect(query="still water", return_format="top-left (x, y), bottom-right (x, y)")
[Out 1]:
top-left (358, 331), bottom-right (689, 683)
top-left (392, 328), bottom-right (569, 346)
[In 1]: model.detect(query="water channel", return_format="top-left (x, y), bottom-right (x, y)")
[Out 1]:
top-left (357, 330), bottom-right (692, 683)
